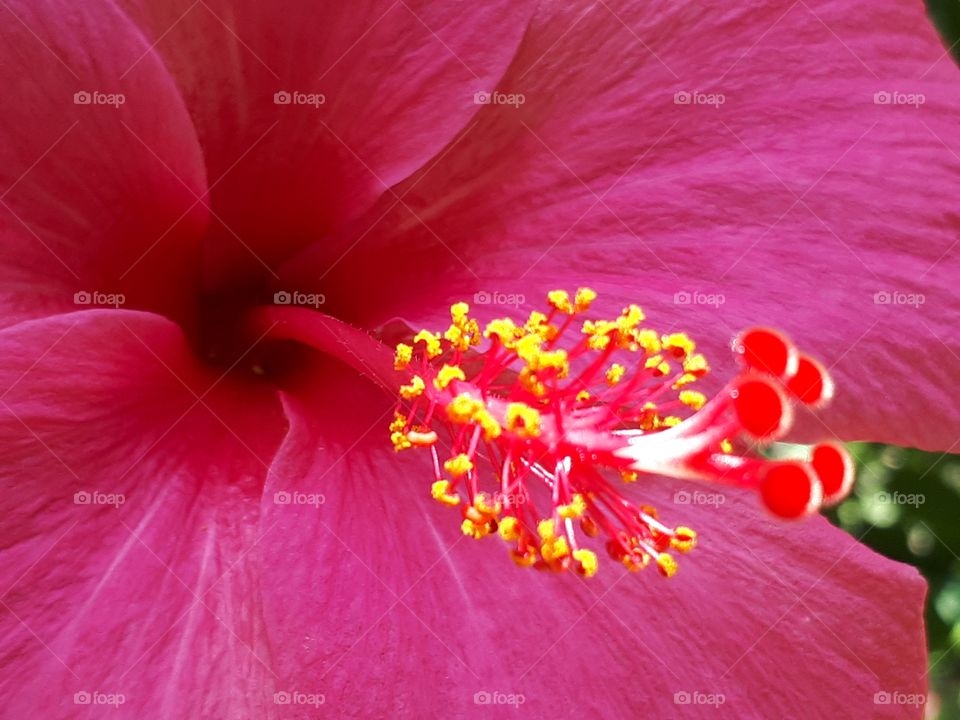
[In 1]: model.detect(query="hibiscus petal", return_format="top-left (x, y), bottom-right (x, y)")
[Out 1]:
top-left (0, 311), bottom-right (287, 718)
top-left (0, 1), bottom-right (208, 327)
top-left (258, 365), bottom-right (927, 719)
top-left (279, 0), bottom-right (960, 451)
top-left (117, 0), bottom-right (536, 289)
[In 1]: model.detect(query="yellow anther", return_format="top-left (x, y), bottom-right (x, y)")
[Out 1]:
top-left (719, 438), bottom-right (733, 454)
top-left (498, 516), bottom-right (521, 541)
top-left (484, 318), bottom-right (519, 344)
top-left (394, 343), bottom-right (413, 370)
top-left (682, 353), bottom-right (709, 376)
top-left (474, 408), bottom-right (502, 440)
top-left (574, 287), bottom-right (597, 312)
top-left (573, 548), bottom-right (598, 577)
top-left (450, 301), bottom-right (469, 322)
top-left (399, 375), bottom-right (426, 400)
top-left (413, 330), bottom-right (443, 359)
top-left (616, 304), bottom-right (645, 333)
top-left (547, 289), bottom-right (573, 314)
top-left (443, 304), bottom-right (480, 351)
top-left (474, 493), bottom-right (501, 518)
top-left (605, 363), bottom-right (626, 386)
top-left (433, 364), bottom-right (465, 390)
top-left (671, 527), bottom-right (697, 553)
top-left (447, 393), bottom-right (484, 423)
top-left (541, 535), bottom-right (570, 563)
top-left (662, 333), bottom-right (695, 359)
top-left (672, 373), bottom-right (698, 389)
top-left (660, 416), bottom-right (682, 428)
top-left (679, 390), bottom-right (707, 410)
top-left (582, 319), bottom-right (616, 350)
top-left (525, 311), bottom-right (558, 341)
top-left (390, 431), bottom-right (412, 452)
top-left (537, 518), bottom-right (557, 541)
top-left (576, 390), bottom-right (591, 402)
top-left (444, 454), bottom-right (474, 477)
top-left (531, 349), bottom-right (569, 378)
top-left (656, 553), bottom-right (678, 578)
top-left (514, 333), bottom-right (543, 364)
top-left (461, 518), bottom-right (491, 539)
top-left (518, 367), bottom-right (546, 397)
top-left (558, 493), bottom-right (587, 520)
top-left (636, 329), bottom-right (661, 354)
top-left (505, 402), bottom-right (541, 438)
top-left (620, 470), bottom-right (639, 483)
top-left (389, 413), bottom-right (407, 433)
top-left (431, 480), bottom-right (461, 506)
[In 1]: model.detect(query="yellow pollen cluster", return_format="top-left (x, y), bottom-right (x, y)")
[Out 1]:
top-left (443, 453), bottom-right (474, 477)
top-left (557, 493), bottom-right (587, 519)
top-left (431, 480), bottom-right (460, 506)
top-left (413, 330), bottom-right (442, 359)
top-left (605, 363), bottom-right (626, 386)
top-left (446, 393), bottom-right (501, 439)
top-left (399, 375), bottom-right (425, 400)
top-left (679, 390), bottom-right (707, 410)
top-left (433, 364), bottom-right (465, 390)
top-left (394, 343), bottom-right (412, 370)
top-left (505, 402), bottom-right (541, 438)
top-left (444, 302), bottom-right (481, 351)
top-left (389, 413), bottom-right (411, 451)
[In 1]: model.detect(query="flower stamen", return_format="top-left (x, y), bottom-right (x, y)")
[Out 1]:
top-left (388, 290), bottom-right (854, 578)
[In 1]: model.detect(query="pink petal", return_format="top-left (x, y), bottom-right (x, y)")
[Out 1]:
top-left (0, 311), bottom-right (287, 717)
top-left (279, 0), bottom-right (960, 451)
top-left (117, 0), bottom-right (536, 290)
top-left (0, 1), bottom-right (208, 327)
top-left (258, 366), bottom-right (927, 718)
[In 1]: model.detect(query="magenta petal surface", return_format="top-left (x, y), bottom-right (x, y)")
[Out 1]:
top-left (0, 1), bottom-right (208, 326)
top-left (257, 366), bottom-right (927, 719)
top-left (280, 0), bottom-right (960, 451)
top-left (0, 311), bottom-right (286, 718)
top-left (117, 0), bottom-right (537, 288)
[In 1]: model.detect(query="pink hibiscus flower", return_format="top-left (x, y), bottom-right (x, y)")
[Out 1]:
top-left (1, 1), bottom-right (955, 718)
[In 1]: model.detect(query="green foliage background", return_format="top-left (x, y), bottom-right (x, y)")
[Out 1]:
top-left (826, 444), bottom-right (960, 718)
top-left (819, 6), bottom-right (960, 718)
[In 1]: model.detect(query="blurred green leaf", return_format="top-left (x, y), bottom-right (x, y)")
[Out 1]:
top-left (928, 0), bottom-right (960, 61)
